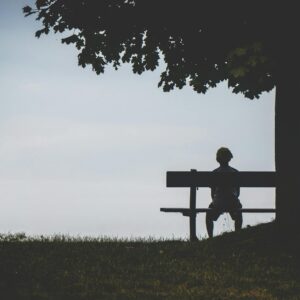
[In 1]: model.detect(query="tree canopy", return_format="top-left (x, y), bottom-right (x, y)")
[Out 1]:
top-left (23, 1), bottom-right (300, 227)
top-left (24, 0), bottom-right (299, 99)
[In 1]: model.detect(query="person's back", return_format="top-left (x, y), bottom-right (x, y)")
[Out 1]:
top-left (211, 165), bottom-right (240, 210)
top-left (206, 147), bottom-right (243, 237)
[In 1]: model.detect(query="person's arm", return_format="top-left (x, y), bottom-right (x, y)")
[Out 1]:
top-left (211, 168), bottom-right (217, 199)
top-left (211, 186), bottom-right (215, 199)
top-left (236, 169), bottom-right (240, 197)
top-left (232, 168), bottom-right (240, 198)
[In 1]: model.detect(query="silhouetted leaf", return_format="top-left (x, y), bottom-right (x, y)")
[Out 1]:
top-left (23, 5), bottom-right (32, 13)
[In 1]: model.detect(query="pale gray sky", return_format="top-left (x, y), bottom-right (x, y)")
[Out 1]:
top-left (0, 1), bottom-right (275, 239)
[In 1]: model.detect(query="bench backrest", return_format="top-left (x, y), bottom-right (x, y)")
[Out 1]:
top-left (167, 171), bottom-right (277, 188)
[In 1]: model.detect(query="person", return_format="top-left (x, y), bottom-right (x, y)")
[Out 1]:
top-left (206, 147), bottom-right (243, 238)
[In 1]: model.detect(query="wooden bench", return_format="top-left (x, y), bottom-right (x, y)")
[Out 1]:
top-left (160, 169), bottom-right (277, 241)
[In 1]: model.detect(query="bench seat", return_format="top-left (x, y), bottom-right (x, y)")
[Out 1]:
top-left (160, 207), bottom-right (276, 216)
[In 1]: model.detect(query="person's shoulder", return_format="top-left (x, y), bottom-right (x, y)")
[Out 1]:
top-left (229, 166), bottom-right (239, 172)
top-left (212, 165), bottom-right (239, 172)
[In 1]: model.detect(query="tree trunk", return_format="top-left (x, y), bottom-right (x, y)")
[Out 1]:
top-left (275, 69), bottom-right (300, 230)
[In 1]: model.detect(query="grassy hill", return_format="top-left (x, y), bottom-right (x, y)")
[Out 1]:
top-left (1, 222), bottom-right (300, 299)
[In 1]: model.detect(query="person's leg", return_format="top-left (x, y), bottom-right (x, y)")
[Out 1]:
top-left (230, 210), bottom-right (243, 231)
top-left (206, 204), bottom-right (221, 238)
top-left (206, 212), bottom-right (214, 238)
top-left (234, 212), bottom-right (243, 231)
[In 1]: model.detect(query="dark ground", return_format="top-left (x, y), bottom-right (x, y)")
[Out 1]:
top-left (1, 222), bottom-right (300, 299)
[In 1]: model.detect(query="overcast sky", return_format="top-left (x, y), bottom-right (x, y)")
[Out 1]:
top-left (0, 1), bottom-right (275, 239)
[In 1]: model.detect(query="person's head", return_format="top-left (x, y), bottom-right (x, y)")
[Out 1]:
top-left (216, 147), bottom-right (233, 165)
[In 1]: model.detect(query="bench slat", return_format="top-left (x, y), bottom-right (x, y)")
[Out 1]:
top-left (167, 171), bottom-right (277, 187)
top-left (160, 208), bottom-right (276, 213)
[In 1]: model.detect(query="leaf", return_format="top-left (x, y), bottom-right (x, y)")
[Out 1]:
top-left (234, 48), bottom-right (247, 56)
top-left (62, 34), bottom-right (79, 45)
top-left (35, 28), bottom-right (48, 38)
top-left (23, 5), bottom-right (35, 17)
top-left (23, 6), bottom-right (32, 13)
top-left (36, 0), bottom-right (48, 9)
top-left (230, 67), bottom-right (247, 78)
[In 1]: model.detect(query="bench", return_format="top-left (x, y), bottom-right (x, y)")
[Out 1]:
top-left (160, 169), bottom-right (277, 241)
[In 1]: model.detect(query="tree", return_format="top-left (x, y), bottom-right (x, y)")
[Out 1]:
top-left (24, 0), bottom-right (300, 229)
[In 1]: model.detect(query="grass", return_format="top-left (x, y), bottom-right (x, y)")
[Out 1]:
top-left (1, 222), bottom-right (300, 299)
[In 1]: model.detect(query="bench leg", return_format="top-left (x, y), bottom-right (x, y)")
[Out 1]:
top-left (189, 186), bottom-right (197, 241)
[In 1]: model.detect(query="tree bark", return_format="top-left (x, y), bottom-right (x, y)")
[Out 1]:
top-left (275, 68), bottom-right (300, 230)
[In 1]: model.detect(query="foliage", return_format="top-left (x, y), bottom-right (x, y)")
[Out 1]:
top-left (23, 0), bottom-right (300, 99)
top-left (1, 222), bottom-right (300, 299)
